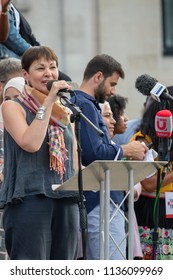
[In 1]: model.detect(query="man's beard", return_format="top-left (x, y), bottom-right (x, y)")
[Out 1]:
top-left (94, 82), bottom-right (107, 103)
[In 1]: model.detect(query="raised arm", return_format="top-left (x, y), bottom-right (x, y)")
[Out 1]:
top-left (0, 0), bottom-right (11, 42)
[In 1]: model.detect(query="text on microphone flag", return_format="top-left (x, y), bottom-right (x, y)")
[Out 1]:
top-left (155, 110), bottom-right (173, 138)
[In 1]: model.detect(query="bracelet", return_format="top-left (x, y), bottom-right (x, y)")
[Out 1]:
top-left (1, 11), bottom-right (8, 15)
top-left (35, 106), bottom-right (46, 120)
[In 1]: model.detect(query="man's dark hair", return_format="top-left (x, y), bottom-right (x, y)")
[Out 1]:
top-left (83, 54), bottom-right (125, 81)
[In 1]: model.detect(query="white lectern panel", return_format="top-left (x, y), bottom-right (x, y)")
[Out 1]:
top-left (52, 160), bottom-right (166, 191)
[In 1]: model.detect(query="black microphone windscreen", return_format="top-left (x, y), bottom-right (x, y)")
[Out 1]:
top-left (46, 80), bottom-right (77, 101)
top-left (46, 80), bottom-right (57, 91)
top-left (135, 74), bottom-right (158, 96)
top-left (46, 80), bottom-right (78, 93)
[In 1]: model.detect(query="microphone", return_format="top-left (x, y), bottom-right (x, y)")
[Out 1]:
top-left (155, 109), bottom-right (173, 161)
top-left (135, 74), bottom-right (173, 102)
top-left (46, 80), bottom-right (75, 99)
top-left (155, 110), bottom-right (172, 138)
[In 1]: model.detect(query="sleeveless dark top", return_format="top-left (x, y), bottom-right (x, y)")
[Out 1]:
top-left (0, 101), bottom-right (78, 208)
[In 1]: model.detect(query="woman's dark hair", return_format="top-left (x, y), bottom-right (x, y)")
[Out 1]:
top-left (137, 86), bottom-right (173, 154)
top-left (21, 46), bottom-right (58, 72)
top-left (108, 94), bottom-right (128, 122)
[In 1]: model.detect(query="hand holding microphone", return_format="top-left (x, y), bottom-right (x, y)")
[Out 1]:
top-left (46, 80), bottom-right (73, 102)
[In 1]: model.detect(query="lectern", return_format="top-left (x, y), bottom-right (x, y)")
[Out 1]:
top-left (52, 160), bottom-right (166, 260)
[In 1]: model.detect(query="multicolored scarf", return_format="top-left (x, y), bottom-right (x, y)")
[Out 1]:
top-left (18, 85), bottom-right (70, 181)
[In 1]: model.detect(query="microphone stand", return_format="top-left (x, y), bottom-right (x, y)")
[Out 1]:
top-left (152, 99), bottom-right (170, 260)
top-left (60, 95), bottom-right (104, 260)
top-left (152, 168), bottom-right (160, 260)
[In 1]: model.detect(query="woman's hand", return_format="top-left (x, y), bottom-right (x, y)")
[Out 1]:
top-left (46, 80), bottom-right (72, 103)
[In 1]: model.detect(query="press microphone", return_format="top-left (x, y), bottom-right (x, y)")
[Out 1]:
top-left (135, 74), bottom-right (173, 102)
top-left (46, 80), bottom-right (75, 99)
top-left (155, 109), bottom-right (173, 161)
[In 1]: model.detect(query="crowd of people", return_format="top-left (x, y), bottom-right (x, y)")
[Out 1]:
top-left (0, 1), bottom-right (172, 261)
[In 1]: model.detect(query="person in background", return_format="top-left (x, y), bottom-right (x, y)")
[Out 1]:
top-left (0, 1), bottom-right (39, 59)
top-left (0, 76), bottom-right (25, 185)
top-left (0, 57), bottom-right (22, 104)
top-left (0, 46), bottom-right (80, 260)
top-left (0, 57), bottom-right (23, 260)
top-left (0, 58), bottom-right (22, 186)
top-left (0, 0), bottom-right (11, 42)
top-left (0, 2), bottom-right (73, 83)
top-left (99, 101), bottom-right (116, 139)
top-left (108, 94), bottom-right (128, 136)
top-left (99, 101), bottom-right (127, 259)
top-left (3, 76), bottom-right (25, 101)
top-left (132, 87), bottom-right (173, 260)
top-left (114, 96), bottom-right (153, 145)
top-left (0, 59), bottom-right (23, 259)
top-left (108, 94), bottom-right (143, 259)
top-left (71, 54), bottom-right (148, 259)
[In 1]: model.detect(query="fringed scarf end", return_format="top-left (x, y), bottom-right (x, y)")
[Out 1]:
top-left (48, 125), bottom-right (68, 181)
